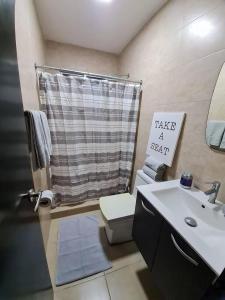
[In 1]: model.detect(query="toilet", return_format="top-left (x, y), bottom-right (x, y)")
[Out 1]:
top-left (100, 169), bottom-right (155, 244)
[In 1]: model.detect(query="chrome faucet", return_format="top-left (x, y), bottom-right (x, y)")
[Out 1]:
top-left (204, 181), bottom-right (221, 204)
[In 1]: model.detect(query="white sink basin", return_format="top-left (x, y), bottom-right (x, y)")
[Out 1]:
top-left (152, 187), bottom-right (225, 233)
top-left (137, 180), bottom-right (225, 276)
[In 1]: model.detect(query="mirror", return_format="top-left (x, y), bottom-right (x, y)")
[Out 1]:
top-left (206, 62), bottom-right (225, 151)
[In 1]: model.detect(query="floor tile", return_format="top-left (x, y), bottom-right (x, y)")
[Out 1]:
top-left (47, 210), bottom-right (107, 290)
top-left (48, 219), bottom-right (59, 243)
top-left (106, 265), bottom-right (147, 300)
top-left (47, 209), bottom-right (143, 296)
top-left (47, 239), bottom-right (105, 291)
top-left (131, 259), bottom-right (164, 300)
top-left (104, 240), bottom-right (142, 273)
top-left (106, 259), bottom-right (163, 300)
top-left (96, 213), bottom-right (142, 272)
top-left (54, 277), bottom-right (110, 300)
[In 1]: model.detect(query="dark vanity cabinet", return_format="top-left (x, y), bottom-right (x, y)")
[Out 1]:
top-left (152, 222), bottom-right (216, 300)
top-left (132, 191), bottom-right (163, 270)
top-left (133, 192), bottom-right (217, 300)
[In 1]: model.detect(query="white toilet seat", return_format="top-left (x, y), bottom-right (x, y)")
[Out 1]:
top-left (99, 193), bottom-right (136, 224)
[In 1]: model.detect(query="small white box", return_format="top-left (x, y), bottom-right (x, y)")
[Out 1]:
top-left (104, 216), bottom-right (134, 244)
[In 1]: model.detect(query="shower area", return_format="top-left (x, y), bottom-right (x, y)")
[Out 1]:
top-left (36, 65), bottom-right (142, 206)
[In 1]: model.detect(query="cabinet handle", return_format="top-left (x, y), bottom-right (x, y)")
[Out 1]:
top-left (171, 234), bottom-right (199, 267)
top-left (141, 200), bottom-right (155, 216)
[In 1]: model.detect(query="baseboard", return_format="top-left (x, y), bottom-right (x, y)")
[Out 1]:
top-left (50, 200), bottom-right (100, 219)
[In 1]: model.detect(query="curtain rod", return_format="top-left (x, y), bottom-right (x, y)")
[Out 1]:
top-left (34, 63), bottom-right (142, 85)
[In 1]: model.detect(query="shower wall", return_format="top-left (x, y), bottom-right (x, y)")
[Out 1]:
top-left (45, 40), bottom-right (119, 75)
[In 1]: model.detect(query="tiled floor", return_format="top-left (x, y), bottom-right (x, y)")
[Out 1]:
top-left (46, 210), bottom-right (163, 300)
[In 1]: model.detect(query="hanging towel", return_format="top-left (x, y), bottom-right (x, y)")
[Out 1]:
top-left (220, 131), bottom-right (225, 149)
top-left (206, 121), bottom-right (225, 147)
top-left (144, 156), bottom-right (166, 173)
top-left (142, 165), bottom-right (164, 182)
top-left (24, 110), bottom-right (52, 170)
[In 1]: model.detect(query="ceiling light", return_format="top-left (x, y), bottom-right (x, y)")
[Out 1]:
top-left (189, 20), bottom-right (214, 38)
top-left (97, 0), bottom-right (112, 3)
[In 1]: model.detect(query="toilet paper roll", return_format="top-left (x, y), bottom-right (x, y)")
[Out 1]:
top-left (40, 190), bottom-right (56, 208)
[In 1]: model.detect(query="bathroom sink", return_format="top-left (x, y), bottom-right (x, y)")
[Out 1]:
top-left (152, 187), bottom-right (225, 234)
top-left (137, 179), bottom-right (225, 276)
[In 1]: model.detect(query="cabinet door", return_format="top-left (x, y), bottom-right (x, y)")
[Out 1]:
top-left (132, 191), bottom-right (163, 270)
top-left (152, 222), bottom-right (216, 300)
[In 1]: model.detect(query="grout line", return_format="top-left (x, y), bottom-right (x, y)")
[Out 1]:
top-left (105, 256), bottom-right (142, 275)
top-left (104, 273), bottom-right (112, 300)
top-left (54, 273), bottom-right (105, 292)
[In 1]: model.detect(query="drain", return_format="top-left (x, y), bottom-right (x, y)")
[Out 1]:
top-left (184, 217), bottom-right (197, 227)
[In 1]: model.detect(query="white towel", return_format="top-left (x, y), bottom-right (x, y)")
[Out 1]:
top-left (206, 120), bottom-right (225, 147)
top-left (142, 165), bottom-right (164, 181)
top-left (145, 156), bottom-right (166, 173)
top-left (220, 133), bottom-right (225, 149)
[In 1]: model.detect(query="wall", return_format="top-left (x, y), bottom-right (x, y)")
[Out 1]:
top-left (119, 0), bottom-right (225, 201)
top-left (15, 0), bottom-right (44, 111)
top-left (15, 1), bottom-right (120, 246)
top-left (15, 0), bottom-right (50, 249)
top-left (45, 40), bottom-right (119, 74)
top-left (208, 63), bottom-right (225, 120)
top-left (15, 0), bottom-right (47, 190)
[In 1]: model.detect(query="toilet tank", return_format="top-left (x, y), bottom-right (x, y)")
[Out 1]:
top-left (132, 169), bottom-right (155, 198)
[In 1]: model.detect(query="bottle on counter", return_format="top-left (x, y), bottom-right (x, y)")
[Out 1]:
top-left (180, 172), bottom-right (193, 189)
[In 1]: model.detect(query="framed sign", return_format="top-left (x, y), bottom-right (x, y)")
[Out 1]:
top-left (146, 112), bottom-right (185, 167)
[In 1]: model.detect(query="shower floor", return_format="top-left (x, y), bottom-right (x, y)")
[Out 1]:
top-left (46, 209), bottom-right (162, 300)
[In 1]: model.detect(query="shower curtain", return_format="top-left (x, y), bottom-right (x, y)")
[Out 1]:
top-left (38, 72), bottom-right (141, 204)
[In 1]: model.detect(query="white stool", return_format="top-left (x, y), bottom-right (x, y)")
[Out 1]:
top-left (99, 169), bottom-right (156, 244)
top-left (100, 193), bottom-right (136, 244)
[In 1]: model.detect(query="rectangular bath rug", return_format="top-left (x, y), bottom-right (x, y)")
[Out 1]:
top-left (56, 214), bottom-right (111, 286)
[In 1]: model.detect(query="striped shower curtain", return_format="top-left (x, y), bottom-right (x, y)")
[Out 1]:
top-left (38, 72), bottom-right (141, 204)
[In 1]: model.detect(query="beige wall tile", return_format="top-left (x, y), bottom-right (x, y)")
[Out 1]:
top-left (15, 0), bottom-right (44, 111)
top-left (45, 40), bottom-right (119, 75)
top-left (120, 0), bottom-right (225, 202)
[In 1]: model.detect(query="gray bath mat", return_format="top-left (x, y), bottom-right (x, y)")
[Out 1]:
top-left (56, 214), bottom-right (112, 286)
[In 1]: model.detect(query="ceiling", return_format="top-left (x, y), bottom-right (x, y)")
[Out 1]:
top-left (34, 0), bottom-right (167, 54)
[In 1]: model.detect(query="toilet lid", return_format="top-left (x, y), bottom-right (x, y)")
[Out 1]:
top-left (99, 193), bottom-right (136, 222)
